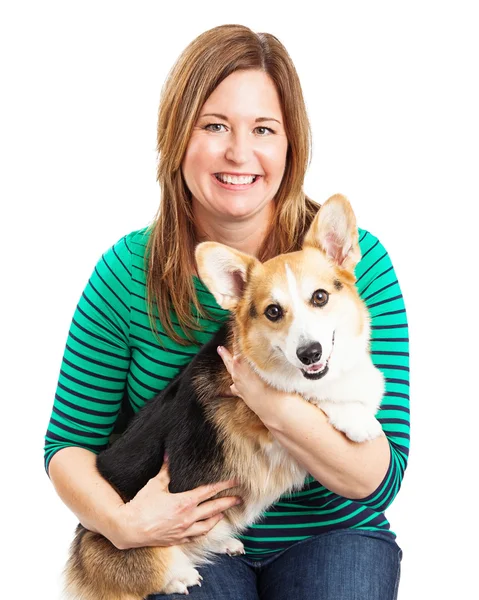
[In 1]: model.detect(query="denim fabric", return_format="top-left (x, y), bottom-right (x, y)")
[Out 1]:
top-left (148, 529), bottom-right (402, 599)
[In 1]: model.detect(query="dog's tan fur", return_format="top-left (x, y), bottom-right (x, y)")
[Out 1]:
top-left (65, 530), bottom-right (171, 600)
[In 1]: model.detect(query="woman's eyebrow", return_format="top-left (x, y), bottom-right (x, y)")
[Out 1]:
top-left (199, 112), bottom-right (282, 124)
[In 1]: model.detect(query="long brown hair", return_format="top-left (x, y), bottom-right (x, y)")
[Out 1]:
top-left (147, 24), bottom-right (319, 346)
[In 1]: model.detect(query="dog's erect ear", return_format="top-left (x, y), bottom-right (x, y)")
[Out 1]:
top-left (195, 242), bottom-right (258, 311)
top-left (303, 194), bottom-right (360, 272)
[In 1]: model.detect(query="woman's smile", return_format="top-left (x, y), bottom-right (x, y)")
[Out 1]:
top-left (211, 172), bottom-right (263, 191)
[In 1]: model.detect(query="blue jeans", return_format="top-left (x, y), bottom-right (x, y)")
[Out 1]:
top-left (149, 529), bottom-right (402, 599)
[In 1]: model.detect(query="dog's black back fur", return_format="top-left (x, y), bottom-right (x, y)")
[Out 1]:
top-left (97, 325), bottom-right (230, 499)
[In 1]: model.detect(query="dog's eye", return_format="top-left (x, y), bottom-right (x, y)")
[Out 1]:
top-left (264, 304), bottom-right (283, 321)
top-left (311, 289), bottom-right (329, 307)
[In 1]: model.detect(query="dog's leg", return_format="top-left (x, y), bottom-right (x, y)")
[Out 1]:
top-left (217, 536), bottom-right (246, 556)
top-left (319, 401), bottom-right (382, 442)
top-left (160, 546), bottom-right (203, 595)
top-left (199, 517), bottom-right (245, 556)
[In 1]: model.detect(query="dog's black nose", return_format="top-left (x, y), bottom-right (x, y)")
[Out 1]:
top-left (296, 342), bottom-right (322, 365)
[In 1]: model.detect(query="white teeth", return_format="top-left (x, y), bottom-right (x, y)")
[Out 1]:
top-left (216, 173), bottom-right (257, 185)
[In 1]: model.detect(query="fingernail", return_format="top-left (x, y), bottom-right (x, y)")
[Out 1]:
top-left (235, 498), bottom-right (243, 505)
top-left (217, 346), bottom-right (224, 354)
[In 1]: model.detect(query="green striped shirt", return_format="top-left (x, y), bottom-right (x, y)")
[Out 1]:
top-left (44, 226), bottom-right (410, 558)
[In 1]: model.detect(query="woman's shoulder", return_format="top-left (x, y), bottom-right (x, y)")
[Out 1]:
top-left (109, 226), bottom-right (152, 259)
top-left (100, 226), bottom-right (152, 272)
top-left (358, 226), bottom-right (380, 250)
top-left (91, 226), bottom-right (152, 292)
top-left (355, 226), bottom-right (404, 306)
top-left (357, 227), bottom-right (392, 265)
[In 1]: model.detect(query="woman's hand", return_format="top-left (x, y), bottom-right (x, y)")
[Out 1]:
top-left (112, 461), bottom-right (242, 549)
top-left (217, 345), bottom-right (296, 419)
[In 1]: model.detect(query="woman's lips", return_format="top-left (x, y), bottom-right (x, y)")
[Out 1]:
top-left (212, 173), bottom-right (262, 191)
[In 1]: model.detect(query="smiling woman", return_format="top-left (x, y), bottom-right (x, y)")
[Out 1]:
top-left (182, 73), bottom-right (289, 274)
top-left (182, 70), bottom-right (288, 227)
top-left (45, 23), bottom-right (408, 600)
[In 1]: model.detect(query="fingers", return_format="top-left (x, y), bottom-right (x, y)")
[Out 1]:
top-left (217, 346), bottom-right (232, 372)
top-left (193, 494), bottom-right (242, 522)
top-left (191, 478), bottom-right (240, 504)
top-left (217, 345), bottom-right (231, 360)
top-left (154, 460), bottom-right (171, 490)
top-left (182, 513), bottom-right (225, 540)
top-left (217, 347), bottom-right (245, 379)
top-left (218, 347), bottom-right (242, 398)
top-left (217, 346), bottom-right (243, 369)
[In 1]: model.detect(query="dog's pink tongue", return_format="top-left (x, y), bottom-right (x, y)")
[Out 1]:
top-left (308, 363), bottom-right (324, 372)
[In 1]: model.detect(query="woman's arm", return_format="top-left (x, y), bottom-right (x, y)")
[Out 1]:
top-left (258, 394), bottom-right (391, 500)
top-left (44, 235), bottom-right (133, 472)
top-left (49, 446), bottom-right (130, 543)
top-left (264, 395), bottom-right (394, 499)
top-left (49, 446), bottom-right (242, 550)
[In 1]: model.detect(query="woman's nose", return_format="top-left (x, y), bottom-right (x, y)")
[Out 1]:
top-left (224, 131), bottom-right (252, 164)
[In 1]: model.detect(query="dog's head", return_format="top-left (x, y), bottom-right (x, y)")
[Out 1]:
top-left (195, 194), bottom-right (370, 393)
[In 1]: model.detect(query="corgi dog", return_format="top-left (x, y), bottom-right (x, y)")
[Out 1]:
top-left (64, 194), bottom-right (384, 599)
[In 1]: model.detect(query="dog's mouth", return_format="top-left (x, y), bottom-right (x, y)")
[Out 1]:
top-left (300, 332), bottom-right (335, 380)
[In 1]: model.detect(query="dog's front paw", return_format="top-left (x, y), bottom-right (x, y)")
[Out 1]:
top-left (339, 416), bottom-right (383, 443)
top-left (321, 402), bottom-right (382, 443)
top-left (218, 538), bottom-right (245, 556)
top-left (162, 567), bottom-right (203, 595)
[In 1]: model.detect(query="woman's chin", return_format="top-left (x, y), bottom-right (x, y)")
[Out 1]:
top-left (212, 198), bottom-right (273, 221)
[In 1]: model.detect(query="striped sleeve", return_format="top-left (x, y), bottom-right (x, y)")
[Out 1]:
top-left (353, 229), bottom-right (410, 512)
top-left (44, 235), bottom-right (133, 473)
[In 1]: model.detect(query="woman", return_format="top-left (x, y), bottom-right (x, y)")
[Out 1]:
top-left (45, 24), bottom-right (409, 599)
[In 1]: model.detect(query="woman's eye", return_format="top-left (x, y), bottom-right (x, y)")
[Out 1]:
top-left (311, 289), bottom-right (329, 307)
top-left (204, 123), bottom-right (226, 132)
top-left (254, 126), bottom-right (274, 136)
top-left (203, 124), bottom-right (275, 135)
top-left (264, 304), bottom-right (283, 321)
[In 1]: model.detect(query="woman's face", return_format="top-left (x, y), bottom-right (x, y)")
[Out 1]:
top-left (182, 69), bottom-right (289, 222)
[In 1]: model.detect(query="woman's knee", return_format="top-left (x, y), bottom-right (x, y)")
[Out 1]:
top-left (258, 530), bottom-right (402, 600)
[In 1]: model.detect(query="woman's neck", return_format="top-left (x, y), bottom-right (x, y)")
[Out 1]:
top-left (193, 202), bottom-right (274, 258)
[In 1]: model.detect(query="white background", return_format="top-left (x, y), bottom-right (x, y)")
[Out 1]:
top-left (1, 1), bottom-right (478, 598)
